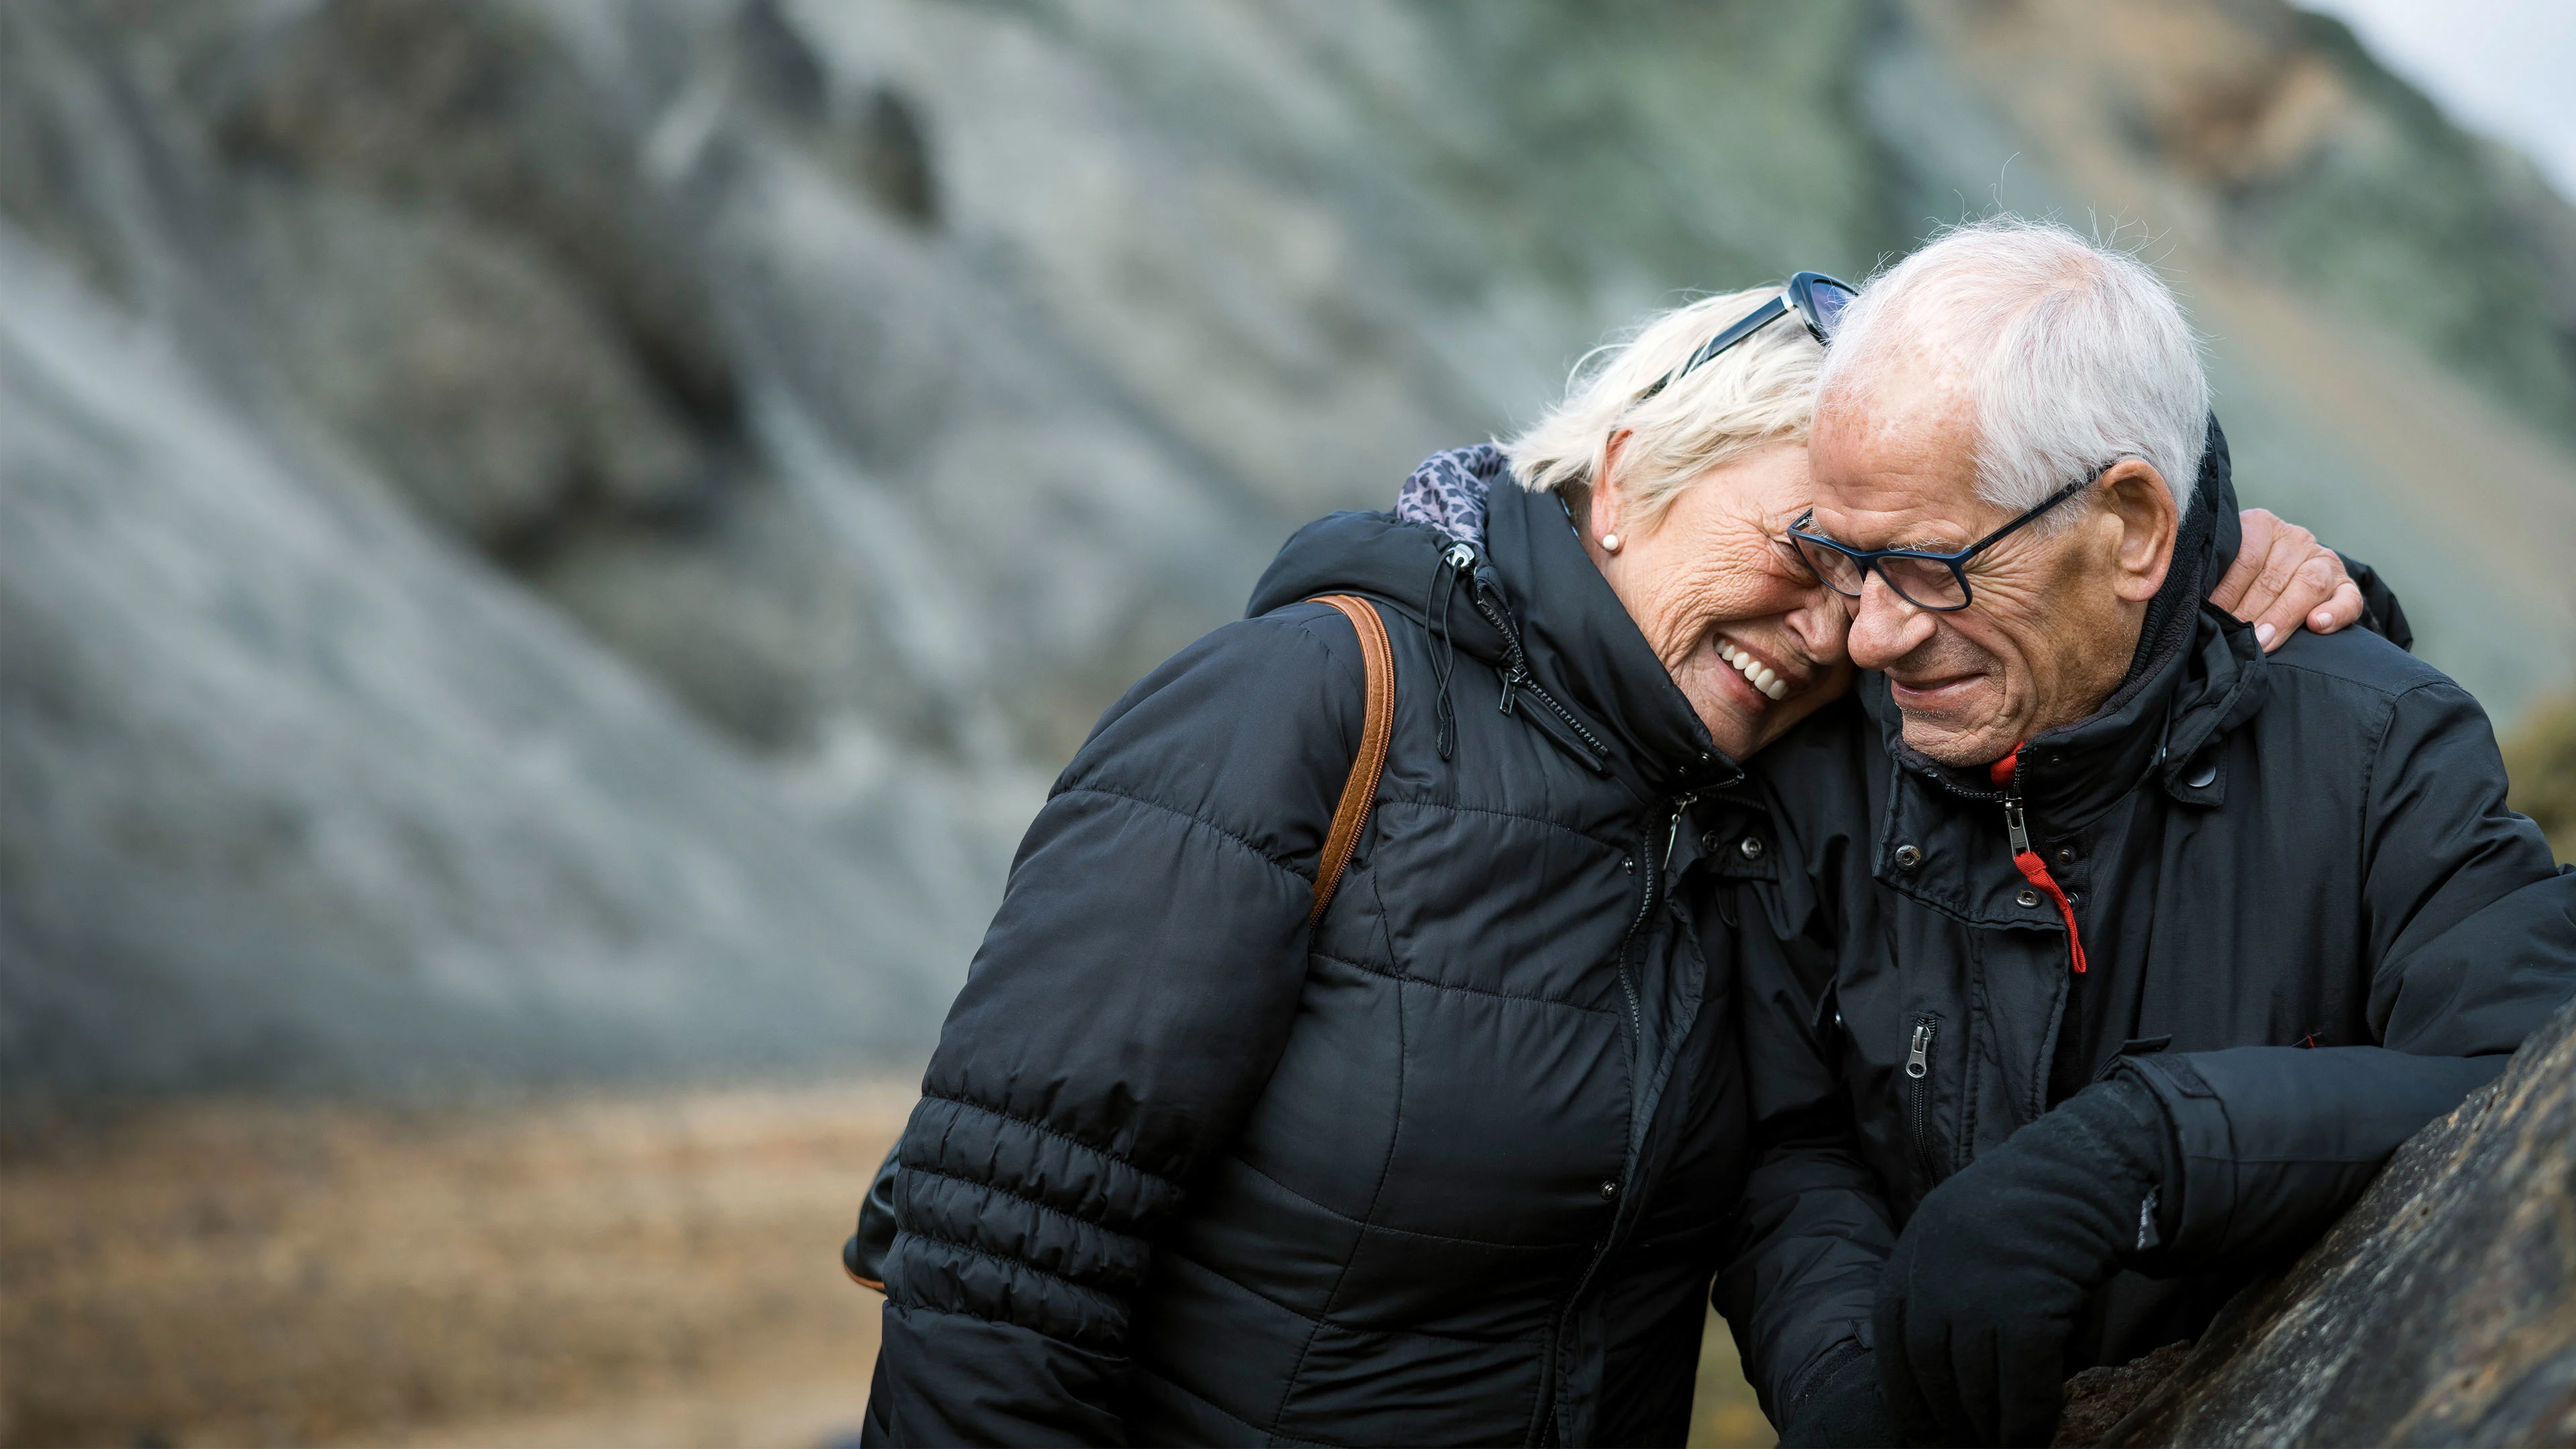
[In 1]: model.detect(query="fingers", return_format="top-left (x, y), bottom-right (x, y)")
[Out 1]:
top-left (2209, 508), bottom-right (2276, 614)
top-left (1919, 1304), bottom-right (1980, 1447)
top-left (2230, 513), bottom-right (2322, 629)
top-left (1890, 1242), bottom-right (1982, 1448)
top-left (2307, 578), bottom-right (2365, 638)
top-left (2245, 553), bottom-right (2332, 651)
top-left (1993, 1326), bottom-right (2072, 1447)
top-left (2224, 510), bottom-right (2359, 651)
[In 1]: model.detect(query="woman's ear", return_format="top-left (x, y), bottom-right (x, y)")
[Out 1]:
top-left (2100, 460), bottom-right (2180, 604)
top-left (1592, 431), bottom-right (1633, 543)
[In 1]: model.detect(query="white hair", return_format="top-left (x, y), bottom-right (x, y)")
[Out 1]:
top-left (1507, 285), bottom-right (1823, 525)
top-left (1816, 218), bottom-right (2209, 525)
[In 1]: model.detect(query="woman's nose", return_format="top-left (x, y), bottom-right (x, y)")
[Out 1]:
top-left (1790, 587), bottom-right (1856, 665)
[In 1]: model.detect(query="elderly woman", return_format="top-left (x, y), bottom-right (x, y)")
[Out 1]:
top-left (859, 279), bottom-right (2359, 1448)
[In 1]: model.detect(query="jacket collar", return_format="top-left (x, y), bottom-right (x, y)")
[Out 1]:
top-left (1246, 451), bottom-right (1741, 803)
top-left (1482, 476), bottom-right (1741, 800)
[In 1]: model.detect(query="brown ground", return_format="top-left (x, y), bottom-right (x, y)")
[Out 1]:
top-left (0, 1082), bottom-right (1771, 1448)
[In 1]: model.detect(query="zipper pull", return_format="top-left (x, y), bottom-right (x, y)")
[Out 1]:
top-left (1994, 749), bottom-right (2033, 855)
top-left (1906, 1022), bottom-right (1931, 1079)
top-left (1497, 667), bottom-right (1519, 716)
top-left (1995, 760), bottom-right (2090, 977)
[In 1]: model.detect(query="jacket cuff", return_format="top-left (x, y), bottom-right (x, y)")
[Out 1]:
top-left (2112, 1046), bottom-right (2503, 1274)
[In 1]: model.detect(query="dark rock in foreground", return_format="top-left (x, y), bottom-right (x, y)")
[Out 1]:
top-left (2064, 993), bottom-right (2576, 1446)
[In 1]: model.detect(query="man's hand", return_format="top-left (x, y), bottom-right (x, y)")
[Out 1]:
top-left (1874, 1077), bottom-right (2176, 1447)
top-left (2214, 509), bottom-right (2364, 651)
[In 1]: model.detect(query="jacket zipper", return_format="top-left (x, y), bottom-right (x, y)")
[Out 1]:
top-left (1454, 549), bottom-right (1611, 774)
top-left (1994, 752), bottom-right (2088, 975)
top-left (1905, 1016), bottom-right (1939, 1183)
top-left (1530, 790), bottom-right (1699, 1444)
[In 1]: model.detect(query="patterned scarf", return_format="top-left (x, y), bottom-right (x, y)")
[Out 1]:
top-left (1394, 443), bottom-right (1511, 547)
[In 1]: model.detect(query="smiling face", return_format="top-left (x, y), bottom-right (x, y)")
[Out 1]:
top-left (1584, 439), bottom-right (1856, 761)
top-left (1804, 368), bottom-right (2178, 765)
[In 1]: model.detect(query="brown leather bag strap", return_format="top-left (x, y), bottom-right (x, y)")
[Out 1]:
top-left (1306, 594), bottom-right (1394, 924)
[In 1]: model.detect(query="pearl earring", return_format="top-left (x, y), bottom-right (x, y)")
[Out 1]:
top-left (1600, 533), bottom-right (1622, 553)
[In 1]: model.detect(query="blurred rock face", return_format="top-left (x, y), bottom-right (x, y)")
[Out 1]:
top-left (0, 0), bottom-right (2569, 1095)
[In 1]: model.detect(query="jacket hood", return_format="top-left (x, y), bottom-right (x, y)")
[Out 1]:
top-left (1248, 446), bottom-right (1740, 800)
top-left (1862, 416), bottom-right (2266, 829)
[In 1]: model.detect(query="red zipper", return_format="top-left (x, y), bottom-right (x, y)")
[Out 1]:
top-left (1989, 747), bottom-right (2087, 975)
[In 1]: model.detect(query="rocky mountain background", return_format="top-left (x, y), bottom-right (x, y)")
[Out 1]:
top-left (4, 0), bottom-right (2573, 1099)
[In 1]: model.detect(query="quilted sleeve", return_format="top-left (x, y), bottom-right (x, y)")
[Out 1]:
top-left (864, 603), bottom-right (1370, 1446)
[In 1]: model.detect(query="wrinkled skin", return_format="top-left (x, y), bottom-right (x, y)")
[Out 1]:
top-left (1581, 437), bottom-right (1856, 762)
top-left (1798, 363), bottom-right (2353, 767)
top-left (1802, 370), bottom-right (2176, 765)
top-left (1573, 427), bottom-right (2361, 769)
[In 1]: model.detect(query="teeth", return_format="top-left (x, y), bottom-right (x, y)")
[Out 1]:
top-left (1718, 637), bottom-right (1791, 701)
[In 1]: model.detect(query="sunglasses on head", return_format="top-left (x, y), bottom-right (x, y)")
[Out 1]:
top-left (1635, 270), bottom-right (1858, 403)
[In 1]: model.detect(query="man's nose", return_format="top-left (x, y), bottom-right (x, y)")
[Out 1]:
top-left (1847, 572), bottom-right (1935, 669)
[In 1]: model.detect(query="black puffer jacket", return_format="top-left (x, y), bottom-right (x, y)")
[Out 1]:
top-left (1717, 433), bottom-right (2576, 1423)
top-left (865, 457), bottom-right (1770, 1446)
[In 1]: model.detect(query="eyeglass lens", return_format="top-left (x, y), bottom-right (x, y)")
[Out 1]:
top-left (1792, 535), bottom-right (1866, 596)
top-left (1874, 555), bottom-right (1968, 609)
top-left (1793, 535), bottom-right (1970, 610)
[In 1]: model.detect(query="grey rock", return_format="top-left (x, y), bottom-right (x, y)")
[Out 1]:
top-left (0, 222), bottom-right (960, 1093)
top-left (0, 0), bottom-right (2571, 1097)
top-left (2072, 993), bottom-right (2576, 1446)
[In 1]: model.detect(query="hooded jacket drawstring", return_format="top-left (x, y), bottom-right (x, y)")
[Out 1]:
top-left (1991, 747), bottom-right (2088, 975)
top-left (1427, 543), bottom-right (1471, 760)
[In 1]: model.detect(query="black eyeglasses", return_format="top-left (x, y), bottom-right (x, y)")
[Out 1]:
top-left (1635, 270), bottom-right (1857, 402)
top-left (1786, 473), bottom-right (2101, 611)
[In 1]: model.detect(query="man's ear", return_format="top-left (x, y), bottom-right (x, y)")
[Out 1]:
top-left (2099, 460), bottom-right (2179, 603)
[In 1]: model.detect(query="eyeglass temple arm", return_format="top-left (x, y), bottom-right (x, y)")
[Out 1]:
top-left (1637, 294), bottom-right (1793, 402)
top-left (1962, 476), bottom-right (2096, 553)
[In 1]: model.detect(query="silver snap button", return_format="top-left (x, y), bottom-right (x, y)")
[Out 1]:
top-left (1599, 1179), bottom-right (1620, 1201)
top-left (1894, 844), bottom-right (1923, 871)
top-left (1738, 836), bottom-right (1764, 861)
top-left (1700, 832), bottom-right (1718, 851)
top-left (2017, 887), bottom-right (2043, 908)
top-left (2055, 847), bottom-right (2076, 867)
top-left (2186, 761), bottom-right (2218, 789)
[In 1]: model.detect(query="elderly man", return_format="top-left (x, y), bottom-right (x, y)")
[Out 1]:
top-left (1719, 219), bottom-right (2576, 1448)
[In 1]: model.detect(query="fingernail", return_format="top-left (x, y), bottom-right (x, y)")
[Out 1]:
top-left (2255, 622), bottom-right (2277, 647)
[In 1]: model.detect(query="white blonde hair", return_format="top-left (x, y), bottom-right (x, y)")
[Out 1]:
top-left (1816, 218), bottom-right (2209, 525)
top-left (1507, 286), bottom-right (1825, 526)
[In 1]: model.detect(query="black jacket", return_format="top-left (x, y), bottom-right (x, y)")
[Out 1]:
top-left (1717, 437), bottom-right (2576, 1423)
top-left (866, 468), bottom-right (1770, 1446)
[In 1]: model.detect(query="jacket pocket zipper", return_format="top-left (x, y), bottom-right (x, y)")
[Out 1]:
top-left (1904, 1016), bottom-right (1939, 1185)
top-left (1459, 560), bottom-right (1611, 775)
